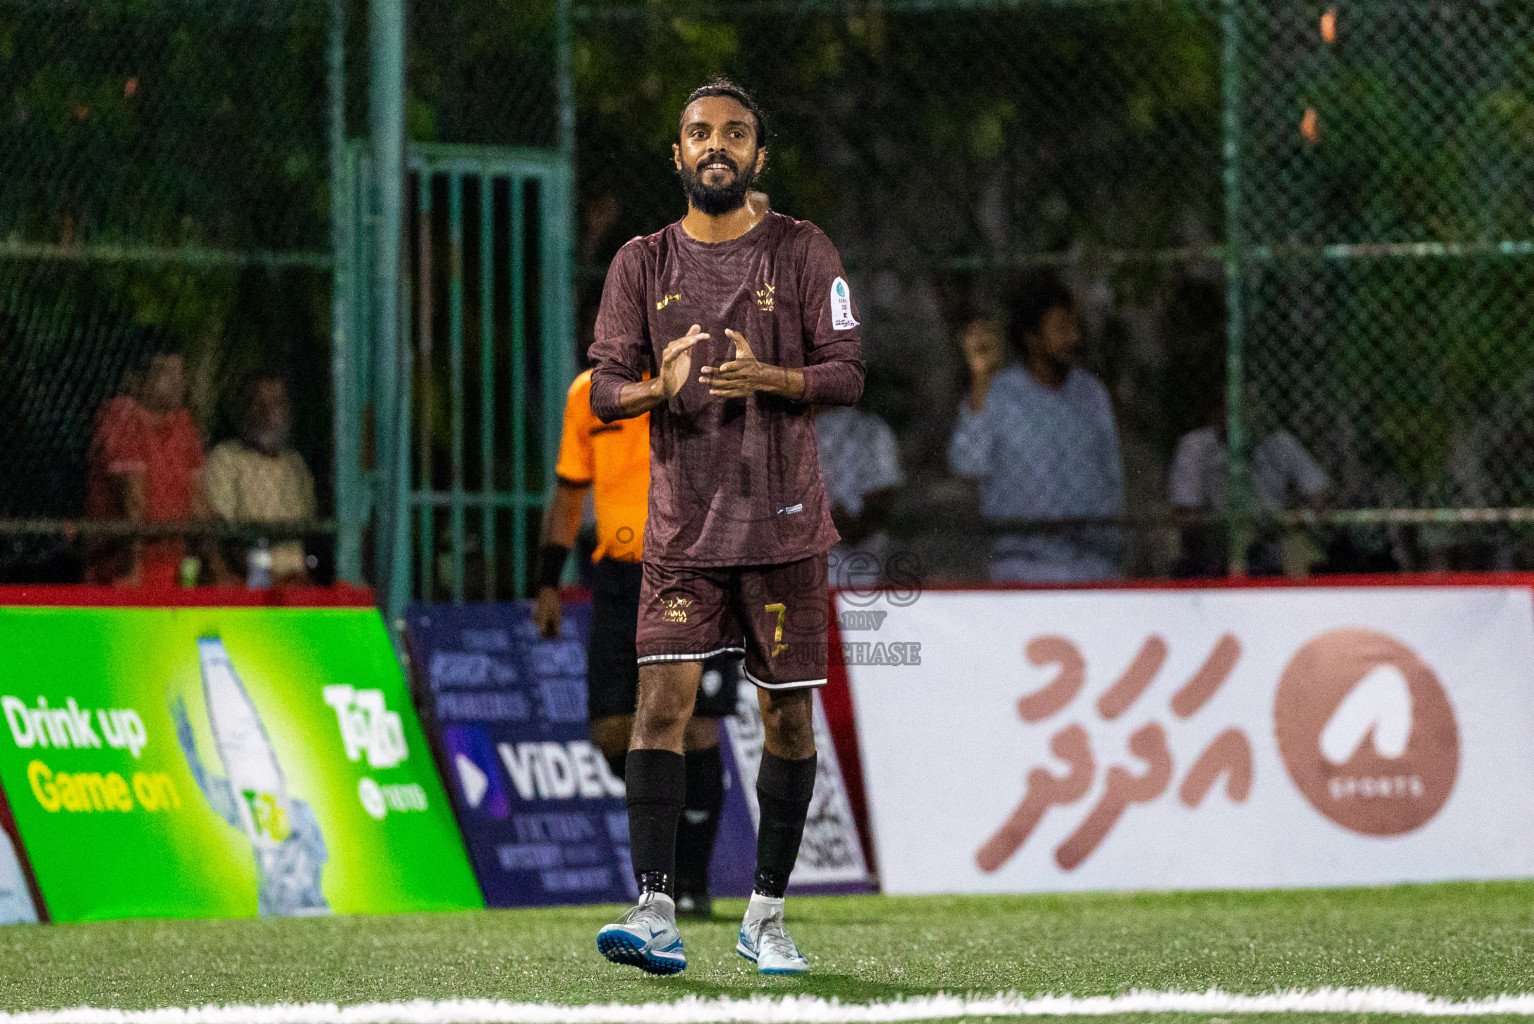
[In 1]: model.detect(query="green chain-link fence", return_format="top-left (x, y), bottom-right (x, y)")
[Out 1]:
top-left (5, 0), bottom-right (1532, 592)
top-left (1236, 0), bottom-right (1534, 575)
top-left (399, 0), bottom-right (576, 610)
top-left (408, 0), bottom-right (561, 150)
top-left (0, 0), bottom-right (345, 586)
top-left (569, 0), bottom-right (1534, 582)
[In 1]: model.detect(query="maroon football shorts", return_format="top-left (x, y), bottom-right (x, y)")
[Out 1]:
top-left (635, 554), bottom-right (829, 689)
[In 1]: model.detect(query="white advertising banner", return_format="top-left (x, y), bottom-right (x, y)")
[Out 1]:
top-left (840, 585), bottom-right (1534, 894)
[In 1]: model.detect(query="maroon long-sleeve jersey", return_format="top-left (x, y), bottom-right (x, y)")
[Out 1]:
top-left (589, 212), bottom-right (865, 567)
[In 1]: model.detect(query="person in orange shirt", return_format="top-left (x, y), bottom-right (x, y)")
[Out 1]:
top-left (85, 346), bottom-right (210, 586)
top-left (534, 369), bottom-right (739, 919)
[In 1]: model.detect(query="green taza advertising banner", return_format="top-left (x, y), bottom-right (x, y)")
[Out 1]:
top-left (0, 607), bottom-right (482, 921)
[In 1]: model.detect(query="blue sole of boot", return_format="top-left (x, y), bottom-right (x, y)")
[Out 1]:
top-left (598, 928), bottom-right (686, 976)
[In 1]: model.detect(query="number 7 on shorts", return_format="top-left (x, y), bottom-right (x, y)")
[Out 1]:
top-left (765, 602), bottom-right (787, 656)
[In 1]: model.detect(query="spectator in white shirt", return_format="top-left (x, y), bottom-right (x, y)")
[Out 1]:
top-left (1169, 390), bottom-right (1331, 576)
top-left (815, 395), bottom-right (904, 590)
top-left (205, 376), bottom-right (317, 585)
top-left (949, 276), bottom-right (1125, 583)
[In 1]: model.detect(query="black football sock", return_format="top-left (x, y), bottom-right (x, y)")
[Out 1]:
top-left (752, 749), bottom-right (817, 899)
top-left (605, 752), bottom-right (626, 781)
top-left (675, 744), bottom-right (725, 894)
top-left (626, 748), bottom-right (685, 897)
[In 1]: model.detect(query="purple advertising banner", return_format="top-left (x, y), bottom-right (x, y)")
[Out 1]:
top-left (409, 601), bottom-right (635, 908)
top-left (411, 599), bottom-right (874, 906)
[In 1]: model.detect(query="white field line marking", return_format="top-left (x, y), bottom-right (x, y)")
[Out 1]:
top-left (3, 990), bottom-right (1534, 1024)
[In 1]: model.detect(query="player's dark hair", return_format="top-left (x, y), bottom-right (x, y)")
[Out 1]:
top-left (1008, 273), bottom-right (1076, 356)
top-left (681, 77), bottom-right (768, 149)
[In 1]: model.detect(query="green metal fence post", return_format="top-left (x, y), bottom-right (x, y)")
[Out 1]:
top-left (352, 144), bottom-right (375, 456)
top-left (1220, 0), bottom-right (1251, 576)
top-left (415, 172), bottom-right (436, 605)
top-left (391, 278), bottom-right (417, 622)
top-left (509, 174), bottom-right (530, 597)
top-left (369, 0), bottom-right (408, 617)
top-left (479, 175), bottom-right (497, 602)
top-left (547, 0), bottom-right (579, 590)
top-left (556, 0), bottom-right (576, 400)
top-left (330, 0), bottom-right (363, 585)
top-left (537, 165), bottom-right (576, 595)
top-left (447, 173), bottom-right (467, 604)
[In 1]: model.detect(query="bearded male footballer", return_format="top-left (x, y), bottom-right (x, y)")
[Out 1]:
top-left (588, 77), bottom-right (864, 976)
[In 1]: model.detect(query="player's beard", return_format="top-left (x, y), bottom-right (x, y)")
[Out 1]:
top-left (679, 152), bottom-right (759, 216)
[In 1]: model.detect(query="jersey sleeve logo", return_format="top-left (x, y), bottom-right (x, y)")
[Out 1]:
top-left (830, 277), bottom-right (859, 331)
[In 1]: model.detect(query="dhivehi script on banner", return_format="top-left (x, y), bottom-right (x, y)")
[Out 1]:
top-left (841, 585), bottom-right (1534, 895)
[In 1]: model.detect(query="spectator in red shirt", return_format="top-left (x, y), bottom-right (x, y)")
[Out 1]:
top-left (85, 347), bottom-right (208, 586)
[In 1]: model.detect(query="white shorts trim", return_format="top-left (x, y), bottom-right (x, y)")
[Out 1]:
top-left (636, 646), bottom-right (745, 666)
top-left (744, 667), bottom-right (827, 691)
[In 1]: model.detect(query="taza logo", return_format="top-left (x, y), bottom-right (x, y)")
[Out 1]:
top-left (323, 685), bottom-right (408, 769)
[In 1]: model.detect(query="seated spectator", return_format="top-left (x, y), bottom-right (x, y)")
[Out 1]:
top-left (948, 276), bottom-right (1124, 583)
top-left (815, 388), bottom-right (904, 591)
top-left (205, 376), bottom-right (316, 586)
top-left (1169, 389), bottom-right (1331, 577)
top-left (85, 346), bottom-right (207, 587)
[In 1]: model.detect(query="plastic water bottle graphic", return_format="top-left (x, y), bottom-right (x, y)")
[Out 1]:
top-left (181, 637), bottom-right (331, 916)
top-left (198, 636), bottom-right (288, 849)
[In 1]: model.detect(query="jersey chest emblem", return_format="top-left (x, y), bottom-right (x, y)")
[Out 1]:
top-left (655, 292), bottom-right (682, 311)
top-left (754, 282), bottom-right (775, 313)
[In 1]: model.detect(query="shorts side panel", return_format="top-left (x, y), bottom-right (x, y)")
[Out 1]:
top-left (736, 554), bottom-right (829, 689)
top-left (636, 561), bottom-right (745, 664)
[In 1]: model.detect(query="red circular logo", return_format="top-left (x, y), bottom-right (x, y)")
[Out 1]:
top-left (1274, 629), bottom-right (1458, 836)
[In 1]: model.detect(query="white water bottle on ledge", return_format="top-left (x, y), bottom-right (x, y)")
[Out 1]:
top-left (247, 537), bottom-right (273, 590)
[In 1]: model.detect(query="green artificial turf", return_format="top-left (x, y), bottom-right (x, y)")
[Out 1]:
top-left (0, 882), bottom-right (1529, 1016)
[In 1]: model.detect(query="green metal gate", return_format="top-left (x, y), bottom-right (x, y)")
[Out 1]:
top-left (339, 142), bottom-right (576, 618)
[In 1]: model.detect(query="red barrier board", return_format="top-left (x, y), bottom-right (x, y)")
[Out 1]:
top-left (0, 584), bottom-right (374, 608)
